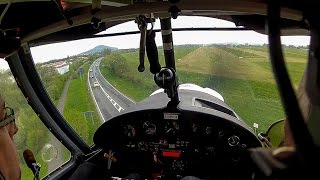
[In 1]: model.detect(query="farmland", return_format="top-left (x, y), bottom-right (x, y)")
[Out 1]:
top-left (100, 45), bottom-right (307, 132)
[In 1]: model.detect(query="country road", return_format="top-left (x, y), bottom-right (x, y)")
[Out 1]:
top-left (48, 78), bottom-right (71, 173)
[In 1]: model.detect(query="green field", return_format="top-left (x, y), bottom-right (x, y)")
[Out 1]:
top-left (64, 63), bottom-right (101, 145)
top-left (100, 45), bottom-right (307, 134)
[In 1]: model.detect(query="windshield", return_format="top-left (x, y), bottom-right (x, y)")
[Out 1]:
top-left (0, 16), bottom-right (309, 179)
top-left (32, 16), bottom-right (308, 142)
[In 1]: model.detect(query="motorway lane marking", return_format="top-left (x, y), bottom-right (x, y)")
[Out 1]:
top-left (88, 63), bottom-right (106, 122)
top-left (98, 84), bottom-right (124, 112)
top-left (92, 63), bottom-right (125, 113)
top-left (96, 61), bottom-right (135, 104)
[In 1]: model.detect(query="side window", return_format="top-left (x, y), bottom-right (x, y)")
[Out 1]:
top-left (0, 63), bottom-right (71, 179)
top-left (33, 54), bottom-right (102, 146)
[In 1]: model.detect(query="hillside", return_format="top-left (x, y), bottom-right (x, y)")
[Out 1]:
top-left (99, 45), bottom-right (307, 132)
top-left (79, 45), bottom-right (118, 55)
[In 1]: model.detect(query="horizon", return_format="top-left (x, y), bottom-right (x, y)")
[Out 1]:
top-left (0, 16), bottom-right (310, 70)
top-left (31, 42), bottom-right (310, 65)
top-left (0, 40), bottom-right (310, 70)
top-left (75, 42), bottom-right (309, 55)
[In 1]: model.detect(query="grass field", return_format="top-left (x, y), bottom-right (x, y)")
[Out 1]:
top-left (100, 45), bottom-right (307, 134)
top-left (64, 63), bottom-right (101, 145)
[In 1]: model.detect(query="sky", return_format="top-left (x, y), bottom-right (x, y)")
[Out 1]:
top-left (0, 16), bottom-right (310, 70)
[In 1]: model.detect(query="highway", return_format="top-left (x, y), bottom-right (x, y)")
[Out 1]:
top-left (88, 57), bottom-right (135, 122)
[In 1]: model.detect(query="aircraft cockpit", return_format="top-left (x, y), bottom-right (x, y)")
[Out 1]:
top-left (0, 1), bottom-right (319, 180)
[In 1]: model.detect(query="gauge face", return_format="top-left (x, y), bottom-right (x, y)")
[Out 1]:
top-left (138, 141), bottom-right (148, 151)
top-left (143, 121), bottom-right (157, 135)
top-left (172, 121), bottom-right (179, 130)
top-left (124, 125), bottom-right (136, 138)
top-left (164, 120), bottom-right (180, 137)
top-left (228, 135), bottom-right (240, 146)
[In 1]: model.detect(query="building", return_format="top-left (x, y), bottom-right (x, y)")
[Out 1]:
top-left (52, 61), bottom-right (69, 75)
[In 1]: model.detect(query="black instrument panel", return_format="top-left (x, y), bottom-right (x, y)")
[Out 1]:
top-left (93, 109), bottom-right (262, 179)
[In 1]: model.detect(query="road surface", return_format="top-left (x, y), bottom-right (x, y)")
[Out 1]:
top-left (48, 78), bottom-right (71, 173)
top-left (46, 58), bottom-right (134, 175)
top-left (88, 57), bottom-right (135, 122)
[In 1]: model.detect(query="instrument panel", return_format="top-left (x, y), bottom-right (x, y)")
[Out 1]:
top-left (94, 109), bottom-right (261, 179)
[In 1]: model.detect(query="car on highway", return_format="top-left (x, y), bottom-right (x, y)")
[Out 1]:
top-left (93, 82), bottom-right (99, 87)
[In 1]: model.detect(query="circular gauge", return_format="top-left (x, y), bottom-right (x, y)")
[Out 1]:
top-left (138, 141), bottom-right (148, 151)
top-left (143, 121), bottom-right (157, 135)
top-left (228, 135), bottom-right (240, 146)
top-left (164, 121), bottom-right (179, 136)
top-left (124, 125), bottom-right (136, 138)
top-left (172, 121), bottom-right (179, 130)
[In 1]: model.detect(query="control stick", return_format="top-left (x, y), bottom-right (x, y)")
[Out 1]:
top-left (154, 67), bottom-right (179, 105)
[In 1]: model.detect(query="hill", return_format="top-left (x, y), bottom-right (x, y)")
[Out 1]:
top-left (99, 45), bottom-right (307, 133)
top-left (79, 45), bottom-right (118, 55)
